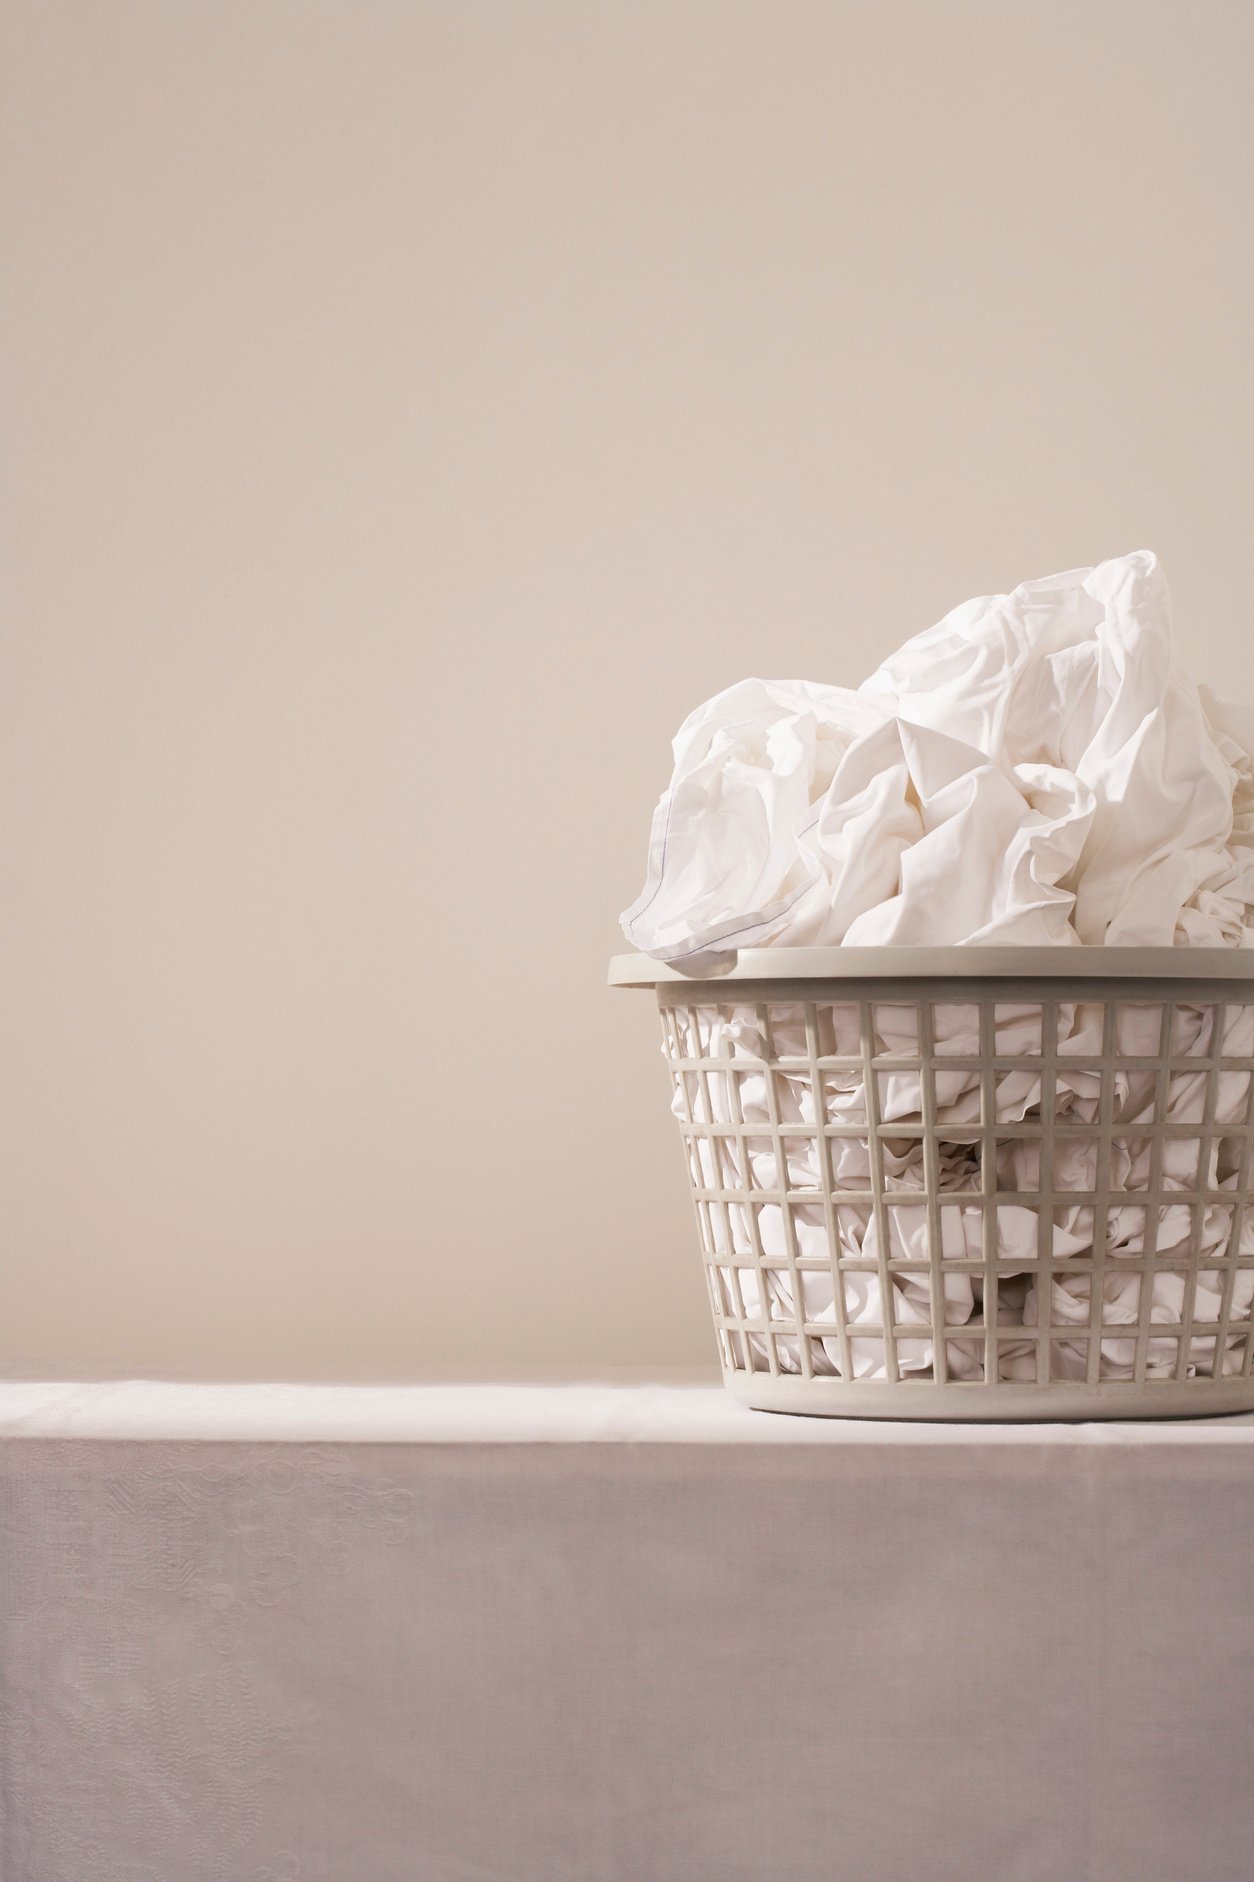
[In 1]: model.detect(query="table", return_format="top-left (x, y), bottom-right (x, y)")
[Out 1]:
top-left (3, 1384), bottom-right (1253, 1881)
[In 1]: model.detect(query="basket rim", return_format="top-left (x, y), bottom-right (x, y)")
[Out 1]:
top-left (608, 945), bottom-right (1254, 988)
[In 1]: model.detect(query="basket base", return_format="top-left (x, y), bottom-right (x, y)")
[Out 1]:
top-left (725, 1371), bottom-right (1254, 1422)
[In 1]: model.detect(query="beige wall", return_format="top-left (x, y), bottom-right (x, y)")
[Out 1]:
top-left (3, 0), bottom-right (1253, 1380)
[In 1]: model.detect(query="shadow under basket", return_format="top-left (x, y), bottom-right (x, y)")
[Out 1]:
top-left (610, 946), bottom-right (1254, 1421)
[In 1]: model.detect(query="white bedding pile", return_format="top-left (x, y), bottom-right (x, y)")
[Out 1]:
top-left (622, 551), bottom-right (1254, 960)
top-left (673, 998), bottom-right (1254, 1382)
top-left (622, 553), bottom-right (1254, 1381)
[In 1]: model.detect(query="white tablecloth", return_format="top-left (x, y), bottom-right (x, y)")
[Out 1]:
top-left (3, 1384), bottom-right (1253, 1881)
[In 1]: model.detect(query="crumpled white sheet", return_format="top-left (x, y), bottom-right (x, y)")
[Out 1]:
top-left (622, 551), bottom-right (1254, 959)
top-left (675, 1000), bottom-right (1254, 1383)
top-left (626, 553), bottom-right (1254, 1383)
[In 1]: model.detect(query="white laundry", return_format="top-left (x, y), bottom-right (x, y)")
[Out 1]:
top-left (622, 551), bottom-right (1254, 959)
top-left (674, 999), bottom-right (1254, 1383)
top-left (634, 556), bottom-right (1254, 1383)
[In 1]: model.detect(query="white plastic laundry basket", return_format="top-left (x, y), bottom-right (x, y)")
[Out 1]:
top-left (610, 947), bottom-right (1254, 1419)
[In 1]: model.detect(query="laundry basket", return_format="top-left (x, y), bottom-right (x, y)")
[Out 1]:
top-left (610, 947), bottom-right (1254, 1419)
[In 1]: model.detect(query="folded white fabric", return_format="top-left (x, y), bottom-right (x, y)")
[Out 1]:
top-left (630, 554), bottom-right (1254, 1383)
top-left (622, 551), bottom-right (1254, 959)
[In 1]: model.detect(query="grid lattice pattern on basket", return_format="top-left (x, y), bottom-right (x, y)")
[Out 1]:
top-left (660, 990), bottom-right (1254, 1390)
